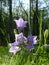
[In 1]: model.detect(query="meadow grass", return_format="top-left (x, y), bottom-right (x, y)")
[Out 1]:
top-left (0, 45), bottom-right (49, 65)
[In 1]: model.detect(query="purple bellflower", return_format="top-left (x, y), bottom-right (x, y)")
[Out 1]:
top-left (9, 33), bottom-right (27, 46)
top-left (26, 34), bottom-right (37, 51)
top-left (14, 18), bottom-right (27, 30)
top-left (15, 33), bottom-right (27, 45)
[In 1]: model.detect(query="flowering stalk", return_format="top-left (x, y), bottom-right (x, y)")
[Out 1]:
top-left (33, 10), bottom-right (42, 62)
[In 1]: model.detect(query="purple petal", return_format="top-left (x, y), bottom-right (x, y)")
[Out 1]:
top-left (27, 34), bottom-right (33, 42)
top-left (26, 42), bottom-right (34, 51)
top-left (17, 27), bottom-right (24, 30)
top-left (9, 46), bottom-right (21, 54)
top-left (9, 41), bottom-right (19, 46)
top-left (14, 18), bottom-right (27, 30)
top-left (32, 36), bottom-right (37, 41)
top-left (15, 33), bottom-right (27, 45)
top-left (27, 34), bottom-right (37, 43)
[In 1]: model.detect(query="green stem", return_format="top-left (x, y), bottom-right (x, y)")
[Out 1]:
top-left (39, 10), bottom-right (42, 44)
top-left (33, 10), bottom-right (42, 62)
top-left (44, 38), bottom-right (46, 44)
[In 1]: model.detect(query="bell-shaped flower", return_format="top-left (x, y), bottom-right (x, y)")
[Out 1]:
top-left (26, 34), bottom-right (37, 51)
top-left (14, 18), bottom-right (27, 30)
top-left (15, 33), bottom-right (27, 45)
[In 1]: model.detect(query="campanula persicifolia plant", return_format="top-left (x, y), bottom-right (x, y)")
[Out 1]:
top-left (9, 17), bottom-right (37, 54)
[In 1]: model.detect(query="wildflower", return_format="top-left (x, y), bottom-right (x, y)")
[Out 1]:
top-left (9, 33), bottom-right (27, 54)
top-left (14, 18), bottom-right (27, 30)
top-left (15, 33), bottom-right (27, 45)
top-left (9, 46), bottom-right (21, 55)
top-left (9, 33), bottom-right (27, 46)
top-left (26, 34), bottom-right (37, 51)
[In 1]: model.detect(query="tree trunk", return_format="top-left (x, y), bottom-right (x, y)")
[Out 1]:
top-left (8, 0), bottom-right (14, 42)
top-left (33, 0), bottom-right (39, 35)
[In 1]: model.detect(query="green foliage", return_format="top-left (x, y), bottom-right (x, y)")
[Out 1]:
top-left (0, 46), bottom-right (49, 65)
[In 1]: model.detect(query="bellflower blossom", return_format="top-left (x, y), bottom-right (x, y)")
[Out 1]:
top-left (9, 33), bottom-right (27, 46)
top-left (26, 34), bottom-right (37, 51)
top-left (15, 33), bottom-right (27, 45)
top-left (14, 18), bottom-right (27, 30)
top-left (9, 33), bottom-right (27, 54)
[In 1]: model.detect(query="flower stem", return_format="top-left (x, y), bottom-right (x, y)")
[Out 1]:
top-left (39, 10), bottom-right (42, 44)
